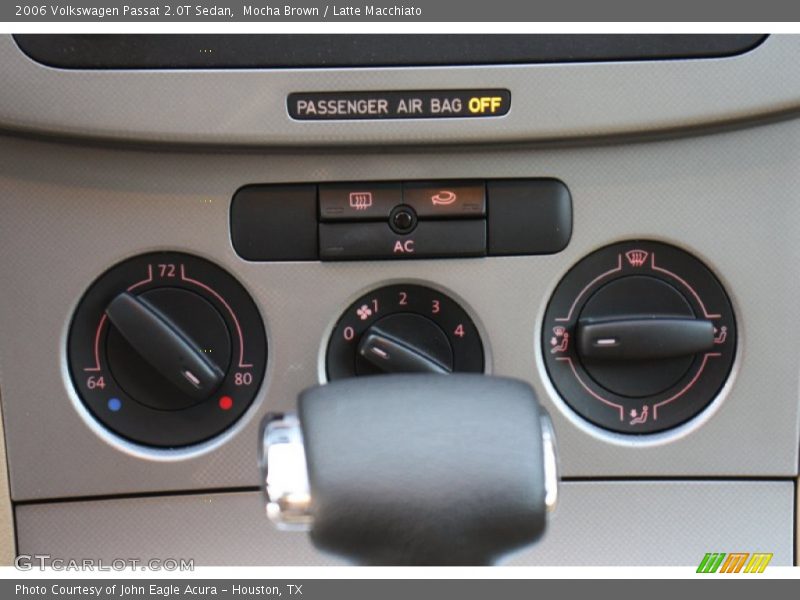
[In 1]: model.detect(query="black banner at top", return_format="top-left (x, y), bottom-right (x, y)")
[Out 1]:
top-left (3, 0), bottom-right (800, 22)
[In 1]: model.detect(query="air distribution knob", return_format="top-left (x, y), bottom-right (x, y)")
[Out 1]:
top-left (575, 275), bottom-right (714, 399)
top-left (68, 252), bottom-right (267, 447)
top-left (543, 241), bottom-right (736, 434)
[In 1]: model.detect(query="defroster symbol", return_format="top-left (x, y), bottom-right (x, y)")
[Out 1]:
top-left (349, 192), bottom-right (374, 211)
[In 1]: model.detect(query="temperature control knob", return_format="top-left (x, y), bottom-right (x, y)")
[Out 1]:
top-left (327, 284), bottom-right (484, 380)
top-left (543, 241), bottom-right (735, 434)
top-left (68, 252), bottom-right (267, 447)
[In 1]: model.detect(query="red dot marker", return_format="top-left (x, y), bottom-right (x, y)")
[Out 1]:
top-left (219, 396), bottom-right (233, 411)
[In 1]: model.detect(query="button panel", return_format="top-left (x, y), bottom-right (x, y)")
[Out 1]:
top-left (231, 179), bottom-right (571, 261)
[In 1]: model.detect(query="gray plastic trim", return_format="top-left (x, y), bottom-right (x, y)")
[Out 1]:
top-left (14, 482), bottom-right (795, 566)
top-left (1, 35), bottom-right (800, 146)
top-left (0, 392), bottom-right (14, 566)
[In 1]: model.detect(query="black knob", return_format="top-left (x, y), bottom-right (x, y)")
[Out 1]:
top-left (543, 241), bottom-right (735, 434)
top-left (575, 276), bottom-right (714, 398)
top-left (105, 289), bottom-right (229, 410)
top-left (68, 252), bottom-right (267, 447)
top-left (327, 284), bottom-right (484, 380)
top-left (357, 313), bottom-right (453, 375)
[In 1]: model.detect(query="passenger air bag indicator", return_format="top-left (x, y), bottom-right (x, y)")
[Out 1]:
top-left (288, 90), bottom-right (511, 120)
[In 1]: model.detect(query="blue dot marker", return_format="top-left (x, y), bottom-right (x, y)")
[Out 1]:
top-left (107, 398), bottom-right (122, 412)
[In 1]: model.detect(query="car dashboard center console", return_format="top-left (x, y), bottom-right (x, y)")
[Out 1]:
top-left (0, 34), bottom-right (797, 566)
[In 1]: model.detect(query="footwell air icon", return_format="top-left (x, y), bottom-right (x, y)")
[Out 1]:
top-left (696, 552), bottom-right (773, 573)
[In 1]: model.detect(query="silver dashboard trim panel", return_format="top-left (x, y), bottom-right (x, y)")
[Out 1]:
top-left (1, 116), bottom-right (799, 500)
top-left (0, 35), bottom-right (799, 146)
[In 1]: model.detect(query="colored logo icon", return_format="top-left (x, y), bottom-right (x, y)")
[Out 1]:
top-left (696, 552), bottom-right (773, 573)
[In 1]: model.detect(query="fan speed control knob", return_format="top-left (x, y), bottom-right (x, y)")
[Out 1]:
top-left (327, 284), bottom-right (484, 380)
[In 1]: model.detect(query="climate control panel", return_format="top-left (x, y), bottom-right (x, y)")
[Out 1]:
top-left (66, 240), bottom-right (738, 447)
